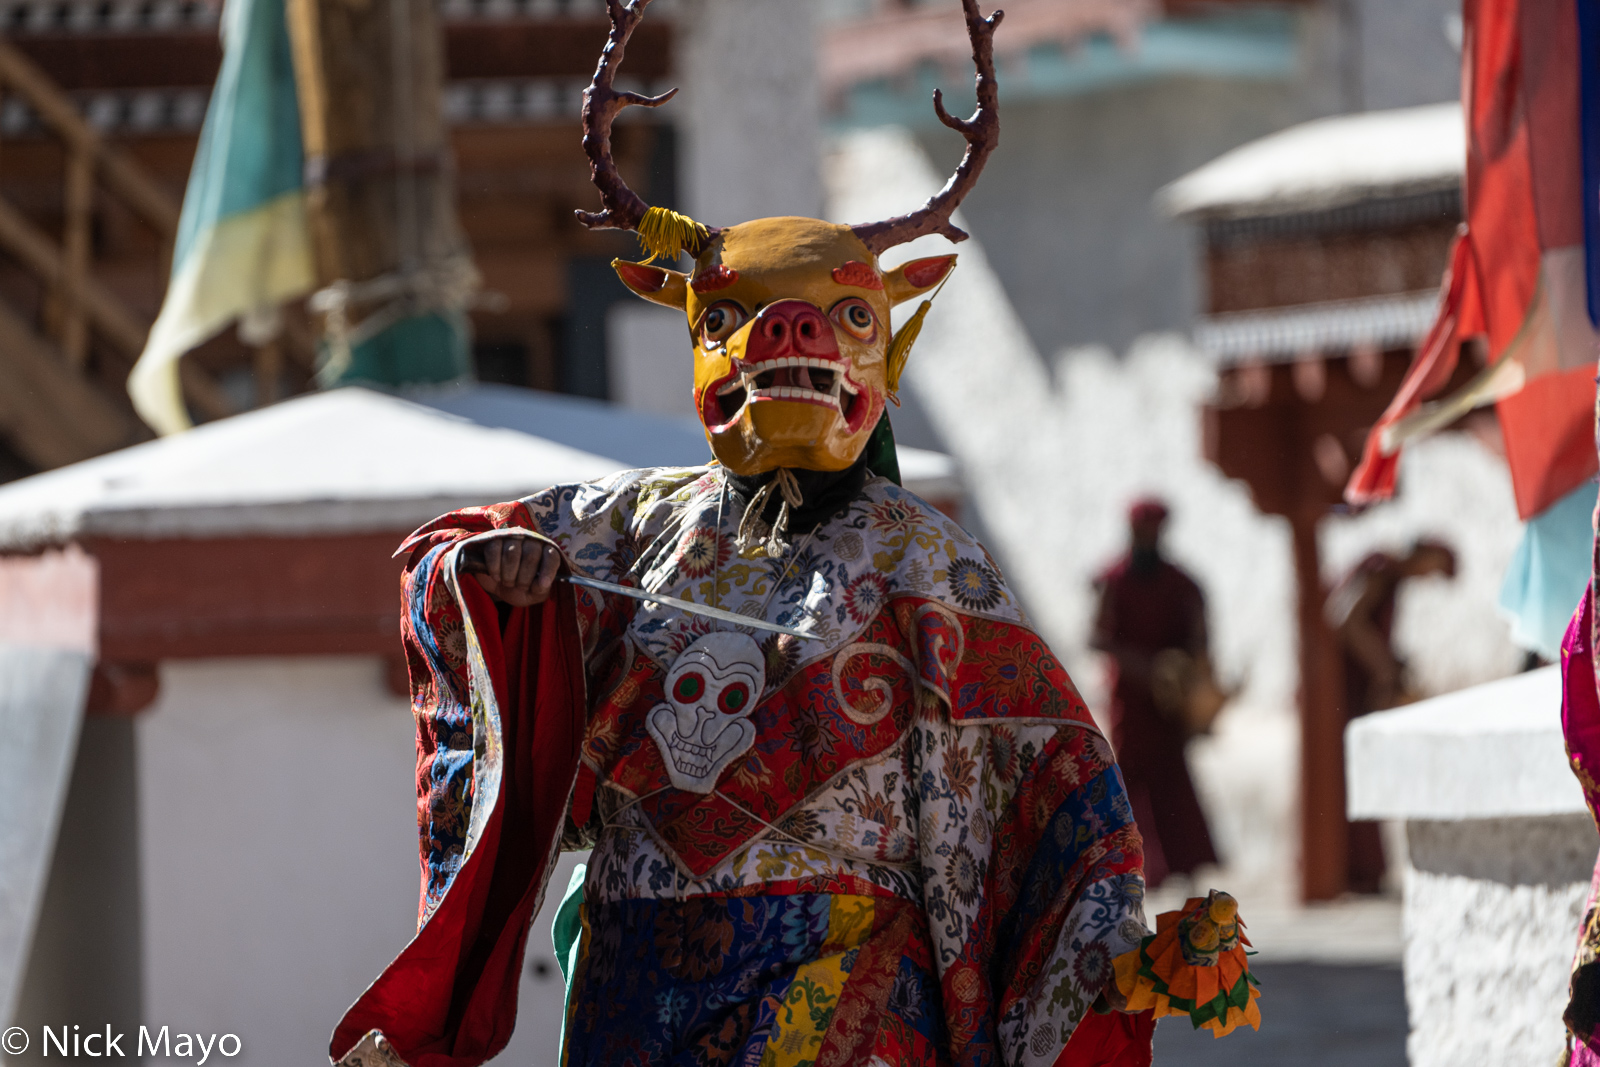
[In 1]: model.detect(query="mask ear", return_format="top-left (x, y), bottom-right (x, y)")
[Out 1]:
top-left (613, 259), bottom-right (689, 310)
top-left (883, 255), bottom-right (957, 306)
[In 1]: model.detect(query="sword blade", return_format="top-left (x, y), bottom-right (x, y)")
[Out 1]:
top-left (565, 574), bottom-right (822, 641)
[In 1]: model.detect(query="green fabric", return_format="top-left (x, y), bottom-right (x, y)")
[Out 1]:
top-left (1130, 936), bottom-right (1260, 1030)
top-left (553, 863), bottom-right (587, 1060)
top-left (865, 411), bottom-right (902, 487)
top-left (317, 309), bottom-right (473, 389)
top-left (130, 0), bottom-right (314, 435)
top-left (173, 0), bottom-right (303, 271)
top-left (553, 863), bottom-right (586, 982)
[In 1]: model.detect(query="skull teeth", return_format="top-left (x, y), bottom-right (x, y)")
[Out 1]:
top-left (667, 734), bottom-right (715, 761)
top-left (666, 734), bottom-right (714, 776)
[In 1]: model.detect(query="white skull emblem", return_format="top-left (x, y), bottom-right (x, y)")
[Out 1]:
top-left (647, 632), bottom-right (765, 794)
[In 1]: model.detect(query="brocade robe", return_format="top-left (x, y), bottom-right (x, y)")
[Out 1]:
top-left (1561, 586), bottom-right (1600, 1063)
top-left (332, 466), bottom-right (1153, 1067)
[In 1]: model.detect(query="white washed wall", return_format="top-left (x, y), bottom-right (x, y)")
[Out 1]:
top-left (679, 0), bottom-right (823, 224)
top-left (1402, 815), bottom-right (1596, 1067)
top-left (0, 645), bottom-right (89, 1035)
top-left (137, 658), bottom-right (419, 1067)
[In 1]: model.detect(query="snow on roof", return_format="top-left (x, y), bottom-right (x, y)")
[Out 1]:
top-left (1159, 102), bottom-right (1464, 219)
top-left (1346, 665), bottom-right (1581, 820)
top-left (413, 383), bottom-right (961, 500)
top-left (410, 382), bottom-right (714, 470)
top-left (0, 385), bottom-right (963, 549)
top-left (0, 388), bottom-right (620, 549)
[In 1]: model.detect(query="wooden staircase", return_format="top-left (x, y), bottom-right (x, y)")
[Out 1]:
top-left (0, 38), bottom-right (250, 477)
top-left (0, 3), bottom-right (682, 477)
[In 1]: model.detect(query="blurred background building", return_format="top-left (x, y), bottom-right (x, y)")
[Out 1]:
top-left (0, 0), bottom-right (1469, 455)
top-left (0, 0), bottom-right (1575, 1063)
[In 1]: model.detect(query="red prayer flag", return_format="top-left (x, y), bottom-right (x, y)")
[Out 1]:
top-left (1346, 0), bottom-right (1596, 520)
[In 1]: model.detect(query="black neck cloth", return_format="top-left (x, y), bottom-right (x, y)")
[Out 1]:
top-left (724, 451), bottom-right (874, 535)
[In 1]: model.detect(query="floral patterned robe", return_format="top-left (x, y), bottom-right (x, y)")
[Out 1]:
top-left (1562, 584), bottom-right (1600, 1063)
top-left (331, 465), bottom-right (1151, 1067)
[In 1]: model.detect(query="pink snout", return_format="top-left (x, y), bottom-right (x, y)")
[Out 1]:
top-left (743, 300), bottom-right (839, 363)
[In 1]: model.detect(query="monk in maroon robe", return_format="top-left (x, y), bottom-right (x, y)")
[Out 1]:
top-left (1328, 539), bottom-right (1456, 892)
top-left (1091, 499), bottom-right (1217, 888)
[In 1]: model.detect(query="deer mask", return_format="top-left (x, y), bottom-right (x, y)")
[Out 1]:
top-left (577, 0), bottom-right (1001, 477)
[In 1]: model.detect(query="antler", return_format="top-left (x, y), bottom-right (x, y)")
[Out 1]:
top-left (851, 0), bottom-right (1003, 255)
top-left (576, 0), bottom-right (677, 234)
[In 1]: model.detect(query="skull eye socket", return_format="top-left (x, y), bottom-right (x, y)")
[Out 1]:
top-left (830, 298), bottom-right (877, 341)
top-left (673, 672), bottom-right (705, 703)
top-left (700, 301), bottom-right (747, 345)
top-left (718, 682), bottom-right (750, 714)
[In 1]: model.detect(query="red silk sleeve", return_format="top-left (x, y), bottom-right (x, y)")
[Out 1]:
top-left (330, 552), bottom-right (588, 1067)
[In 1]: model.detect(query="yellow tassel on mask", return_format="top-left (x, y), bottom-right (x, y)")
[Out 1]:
top-left (636, 206), bottom-right (709, 263)
top-left (885, 299), bottom-right (930, 401)
top-left (885, 273), bottom-right (951, 401)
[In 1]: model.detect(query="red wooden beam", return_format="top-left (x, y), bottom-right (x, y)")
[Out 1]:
top-left (88, 532), bottom-right (410, 661)
top-left (0, 531), bottom-right (416, 715)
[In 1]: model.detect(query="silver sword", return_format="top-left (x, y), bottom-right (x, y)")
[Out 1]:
top-left (565, 574), bottom-right (823, 641)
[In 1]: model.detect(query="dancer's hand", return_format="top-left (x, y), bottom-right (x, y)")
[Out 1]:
top-left (462, 535), bottom-right (562, 607)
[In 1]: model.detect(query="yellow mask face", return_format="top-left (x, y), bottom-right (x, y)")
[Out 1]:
top-left (613, 217), bottom-right (956, 475)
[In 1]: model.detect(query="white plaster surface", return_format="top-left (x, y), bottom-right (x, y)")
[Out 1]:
top-left (133, 657), bottom-right (594, 1066)
top-left (494, 851), bottom-right (588, 1067)
top-left (136, 657), bottom-right (421, 1067)
top-left (1159, 102), bottom-right (1464, 218)
top-left (607, 302), bottom-right (699, 421)
top-left (1351, 0), bottom-right (1466, 111)
top-left (679, 0), bottom-right (823, 225)
top-left (1347, 666), bottom-right (1584, 821)
top-left (1401, 816), bottom-right (1598, 1067)
top-left (0, 645), bottom-right (88, 1033)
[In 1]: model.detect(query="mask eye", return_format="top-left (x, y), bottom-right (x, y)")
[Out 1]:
top-left (673, 672), bottom-right (705, 703)
top-left (718, 682), bottom-right (750, 714)
top-left (831, 299), bottom-right (877, 341)
top-left (700, 302), bottom-right (746, 345)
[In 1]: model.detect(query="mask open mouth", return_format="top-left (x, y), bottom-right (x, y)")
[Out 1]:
top-left (708, 356), bottom-right (864, 430)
